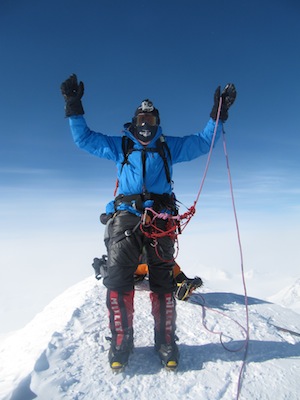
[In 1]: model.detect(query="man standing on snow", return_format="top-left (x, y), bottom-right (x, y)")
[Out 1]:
top-left (60, 74), bottom-right (236, 372)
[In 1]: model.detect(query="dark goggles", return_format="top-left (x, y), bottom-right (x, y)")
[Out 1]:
top-left (135, 113), bottom-right (158, 126)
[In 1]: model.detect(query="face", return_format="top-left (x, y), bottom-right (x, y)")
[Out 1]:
top-left (135, 113), bottom-right (158, 144)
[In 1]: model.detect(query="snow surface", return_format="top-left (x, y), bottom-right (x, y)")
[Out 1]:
top-left (1, 277), bottom-right (300, 400)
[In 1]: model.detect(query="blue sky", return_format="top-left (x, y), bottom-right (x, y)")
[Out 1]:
top-left (1, 0), bottom-right (300, 333)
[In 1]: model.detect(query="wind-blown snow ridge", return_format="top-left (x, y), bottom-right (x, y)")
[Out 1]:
top-left (1, 277), bottom-right (300, 400)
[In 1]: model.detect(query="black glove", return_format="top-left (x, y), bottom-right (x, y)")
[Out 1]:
top-left (60, 74), bottom-right (84, 117)
top-left (210, 83), bottom-right (237, 122)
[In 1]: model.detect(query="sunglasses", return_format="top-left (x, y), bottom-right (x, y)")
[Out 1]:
top-left (135, 113), bottom-right (157, 126)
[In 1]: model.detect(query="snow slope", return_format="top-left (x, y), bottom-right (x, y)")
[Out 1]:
top-left (1, 277), bottom-right (300, 400)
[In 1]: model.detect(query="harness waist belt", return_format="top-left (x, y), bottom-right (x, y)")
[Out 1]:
top-left (114, 193), bottom-right (177, 214)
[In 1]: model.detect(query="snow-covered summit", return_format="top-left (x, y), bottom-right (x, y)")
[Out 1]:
top-left (269, 278), bottom-right (300, 314)
top-left (1, 277), bottom-right (300, 400)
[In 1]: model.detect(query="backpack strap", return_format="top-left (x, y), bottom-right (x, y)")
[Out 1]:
top-left (114, 136), bottom-right (134, 196)
top-left (121, 136), bottom-right (134, 168)
top-left (155, 135), bottom-right (172, 183)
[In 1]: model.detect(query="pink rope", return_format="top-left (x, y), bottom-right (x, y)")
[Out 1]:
top-left (194, 96), bottom-right (249, 399)
top-left (139, 98), bottom-right (223, 240)
top-left (191, 293), bottom-right (248, 352)
top-left (139, 95), bottom-right (249, 399)
top-left (194, 94), bottom-right (223, 205)
top-left (221, 129), bottom-right (250, 400)
top-left (180, 94), bottom-right (249, 399)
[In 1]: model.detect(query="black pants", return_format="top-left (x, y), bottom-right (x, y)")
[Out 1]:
top-left (104, 210), bottom-right (177, 348)
top-left (103, 211), bottom-right (176, 293)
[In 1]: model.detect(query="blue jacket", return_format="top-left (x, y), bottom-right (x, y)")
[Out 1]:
top-left (69, 115), bottom-right (222, 197)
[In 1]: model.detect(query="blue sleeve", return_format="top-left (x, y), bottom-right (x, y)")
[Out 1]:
top-left (167, 118), bottom-right (223, 164)
top-left (105, 200), bottom-right (115, 214)
top-left (68, 115), bottom-right (122, 162)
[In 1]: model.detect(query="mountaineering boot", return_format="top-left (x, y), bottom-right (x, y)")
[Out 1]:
top-left (106, 290), bottom-right (134, 372)
top-left (175, 276), bottom-right (203, 301)
top-left (108, 330), bottom-right (134, 372)
top-left (150, 292), bottom-right (179, 370)
top-left (157, 342), bottom-right (179, 371)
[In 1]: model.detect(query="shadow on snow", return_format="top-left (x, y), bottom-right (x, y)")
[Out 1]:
top-left (189, 292), bottom-right (271, 311)
top-left (123, 339), bottom-right (300, 376)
